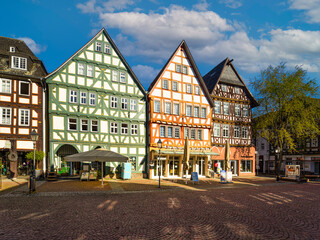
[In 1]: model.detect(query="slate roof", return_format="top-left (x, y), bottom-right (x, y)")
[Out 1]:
top-left (0, 36), bottom-right (47, 80)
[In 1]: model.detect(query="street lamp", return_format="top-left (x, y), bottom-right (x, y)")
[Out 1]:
top-left (157, 139), bottom-right (162, 188)
top-left (275, 147), bottom-right (280, 182)
top-left (29, 130), bottom-right (39, 194)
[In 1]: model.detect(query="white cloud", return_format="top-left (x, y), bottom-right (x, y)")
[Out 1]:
top-left (77, 0), bottom-right (136, 13)
top-left (219, 0), bottom-right (242, 9)
top-left (193, 0), bottom-right (210, 11)
top-left (289, 0), bottom-right (320, 23)
top-left (18, 37), bottom-right (46, 55)
top-left (132, 65), bottom-right (160, 87)
top-left (77, 0), bottom-right (97, 13)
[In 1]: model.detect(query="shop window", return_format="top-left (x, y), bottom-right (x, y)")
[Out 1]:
top-left (241, 160), bottom-right (252, 172)
top-left (129, 157), bottom-right (136, 171)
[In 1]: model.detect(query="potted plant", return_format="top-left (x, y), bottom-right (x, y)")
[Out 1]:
top-left (25, 151), bottom-right (45, 178)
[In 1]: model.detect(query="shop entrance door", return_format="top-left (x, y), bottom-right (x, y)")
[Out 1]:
top-left (169, 157), bottom-right (179, 177)
top-left (197, 158), bottom-right (205, 176)
top-left (230, 160), bottom-right (238, 176)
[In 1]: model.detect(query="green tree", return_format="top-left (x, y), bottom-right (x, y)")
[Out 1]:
top-left (25, 151), bottom-right (45, 169)
top-left (252, 63), bottom-right (320, 178)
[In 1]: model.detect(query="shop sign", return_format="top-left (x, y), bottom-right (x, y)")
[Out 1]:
top-left (285, 165), bottom-right (300, 179)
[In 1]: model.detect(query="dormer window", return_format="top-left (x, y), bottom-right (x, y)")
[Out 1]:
top-left (12, 56), bottom-right (27, 70)
top-left (10, 47), bottom-right (15, 53)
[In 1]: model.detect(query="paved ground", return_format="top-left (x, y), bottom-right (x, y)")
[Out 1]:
top-left (0, 178), bottom-right (319, 240)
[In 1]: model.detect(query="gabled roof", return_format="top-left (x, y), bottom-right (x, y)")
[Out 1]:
top-left (148, 40), bottom-right (214, 107)
top-left (203, 57), bottom-right (259, 107)
top-left (45, 28), bottom-right (146, 96)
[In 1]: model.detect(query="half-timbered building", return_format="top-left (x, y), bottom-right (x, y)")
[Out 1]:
top-left (148, 40), bottom-right (217, 179)
top-left (0, 37), bottom-right (47, 177)
top-left (203, 58), bottom-right (259, 176)
top-left (45, 28), bottom-right (147, 177)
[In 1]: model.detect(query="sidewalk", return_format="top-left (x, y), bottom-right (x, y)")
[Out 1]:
top-left (0, 176), bottom-right (29, 193)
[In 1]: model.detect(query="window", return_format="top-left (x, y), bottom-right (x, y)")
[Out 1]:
top-left (105, 44), bottom-right (111, 54)
top-left (10, 47), bottom-right (15, 52)
top-left (234, 87), bottom-right (240, 94)
top-left (95, 42), bottom-right (102, 52)
top-left (80, 92), bottom-right (87, 104)
top-left (173, 103), bottom-right (179, 115)
top-left (12, 56), bottom-right (26, 70)
top-left (68, 118), bottom-right (77, 130)
top-left (165, 102), bottom-right (171, 114)
top-left (214, 101), bottom-right (221, 114)
top-left (197, 129), bottom-right (202, 140)
top-left (174, 127), bottom-right (180, 138)
top-left (242, 127), bottom-right (248, 139)
top-left (0, 107), bottom-right (11, 125)
top-left (78, 63), bottom-right (85, 75)
top-left (235, 104), bottom-right (241, 116)
top-left (311, 138), bottom-right (318, 147)
top-left (131, 124), bottom-right (138, 135)
top-left (111, 96), bottom-right (118, 108)
top-left (223, 125), bottom-right (229, 138)
top-left (223, 102), bottom-right (229, 115)
top-left (111, 122), bottom-right (118, 134)
top-left (81, 119), bottom-right (88, 131)
top-left (184, 128), bottom-right (190, 138)
top-left (0, 78), bottom-right (11, 93)
top-left (241, 160), bottom-right (252, 172)
top-left (234, 126), bottom-right (240, 138)
top-left (154, 100), bottom-right (161, 113)
top-left (242, 105), bottom-right (249, 117)
top-left (167, 127), bottom-right (173, 138)
top-left (162, 79), bottom-right (168, 89)
top-left (172, 81), bottom-right (178, 91)
top-left (19, 81), bottom-right (30, 96)
top-left (221, 84), bottom-right (227, 92)
top-left (130, 99), bottom-right (137, 111)
top-left (89, 93), bottom-right (96, 105)
top-left (129, 157), bottom-right (136, 171)
top-left (186, 105), bottom-right (192, 116)
top-left (194, 106), bottom-right (199, 118)
top-left (195, 86), bottom-right (200, 95)
top-left (176, 64), bottom-right (181, 73)
top-left (190, 129), bottom-right (196, 139)
top-left (186, 84), bottom-right (192, 93)
top-left (214, 124), bottom-right (220, 137)
top-left (261, 143), bottom-right (265, 150)
top-left (120, 72), bottom-right (126, 83)
top-left (112, 70), bottom-right (118, 82)
top-left (91, 120), bottom-right (98, 132)
top-left (201, 107), bottom-right (207, 118)
top-left (69, 90), bottom-right (78, 103)
top-left (87, 65), bottom-right (94, 77)
top-left (182, 66), bottom-right (188, 74)
top-left (121, 123), bottom-right (128, 134)
top-left (160, 126), bottom-right (166, 137)
top-left (121, 98), bottom-right (128, 110)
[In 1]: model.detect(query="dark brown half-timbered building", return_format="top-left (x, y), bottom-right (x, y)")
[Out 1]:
top-left (0, 37), bottom-right (47, 178)
top-left (203, 58), bottom-right (259, 176)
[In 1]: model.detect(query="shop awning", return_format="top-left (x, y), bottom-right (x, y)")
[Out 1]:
top-left (150, 148), bottom-right (219, 156)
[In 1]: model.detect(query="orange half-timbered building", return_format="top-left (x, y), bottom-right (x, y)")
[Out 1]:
top-left (148, 41), bottom-right (218, 179)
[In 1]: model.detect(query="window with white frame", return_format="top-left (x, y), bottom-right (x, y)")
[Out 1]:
top-left (172, 81), bottom-right (178, 91)
top-left (223, 102), bottom-right (229, 115)
top-left (78, 63), bottom-right (85, 75)
top-left (95, 42), bottom-right (102, 52)
top-left (197, 129), bottom-right (203, 140)
top-left (214, 124), bottom-right (220, 137)
top-left (186, 84), bottom-right (192, 93)
top-left (223, 125), bottom-right (229, 137)
top-left (242, 105), bottom-right (249, 117)
top-left (130, 99), bottom-right (137, 111)
top-left (235, 104), bottom-right (241, 116)
top-left (121, 98), bottom-right (128, 110)
top-left (165, 102), bottom-right (171, 114)
top-left (87, 65), bottom-right (94, 77)
top-left (184, 127), bottom-right (189, 138)
top-left (131, 124), bottom-right (138, 135)
top-left (234, 87), bottom-right (240, 94)
top-left (160, 126), bottom-right (166, 137)
top-left (221, 84), bottom-right (227, 92)
top-left (19, 81), bottom-right (30, 96)
top-left (12, 56), bottom-right (26, 70)
top-left (201, 107), bottom-right (207, 118)
top-left (182, 66), bottom-right (188, 74)
top-left (10, 47), bottom-right (15, 52)
top-left (234, 126), bottom-right (240, 138)
top-left (162, 79), bottom-right (168, 89)
top-left (121, 123), bottom-right (128, 134)
top-left (214, 101), bottom-right (221, 114)
top-left (68, 118), bottom-right (77, 130)
top-left (80, 92), bottom-right (87, 104)
top-left (111, 96), bottom-right (118, 108)
top-left (69, 90), bottom-right (78, 103)
top-left (167, 126), bottom-right (173, 138)
top-left (89, 93), bottom-right (96, 105)
top-left (120, 72), bottom-right (126, 83)
top-left (91, 120), bottom-right (98, 132)
top-left (154, 100), bottom-right (161, 113)
top-left (174, 127), bottom-right (180, 138)
top-left (104, 44), bottom-right (111, 54)
top-left (195, 86), bottom-right (200, 95)
top-left (186, 105), bottom-right (192, 116)
top-left (176, 64), bottom-right (181, 73)
top-left (112, 70), bottom-right (118, 82)
top-left (173, 103), bottom-right (179, 115)
top-left (81, 119), bottom-right (88, 131)
top-left (0, 79), bottom-right (11, 93)
top-left (242, 127), bottom-right (248, 139)
top-left (110, 122), bottom-right (118, 134)
top-left (190, 129), bottom-right (196, 139)
top-left (194, 106), bottom-right (199, 118)
top-left (0, 107), bottom-right (11, 125)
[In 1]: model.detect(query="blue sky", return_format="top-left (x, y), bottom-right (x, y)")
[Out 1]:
top-left (1, 0), bottom-right (320, 90)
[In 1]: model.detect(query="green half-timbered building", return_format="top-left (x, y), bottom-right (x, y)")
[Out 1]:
top-left (45, 28), bottom-right (147, 177)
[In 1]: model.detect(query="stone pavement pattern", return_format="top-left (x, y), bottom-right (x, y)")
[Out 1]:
top-left (0, 182), bottom-right (319, 239)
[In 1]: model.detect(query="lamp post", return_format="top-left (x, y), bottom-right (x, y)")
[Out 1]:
top-left (275, 147), bottom-right (280, 182)
top-left (157, 139), bottom-right (162, 188)
top-left (29, 130), bottom-right (39, 194)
